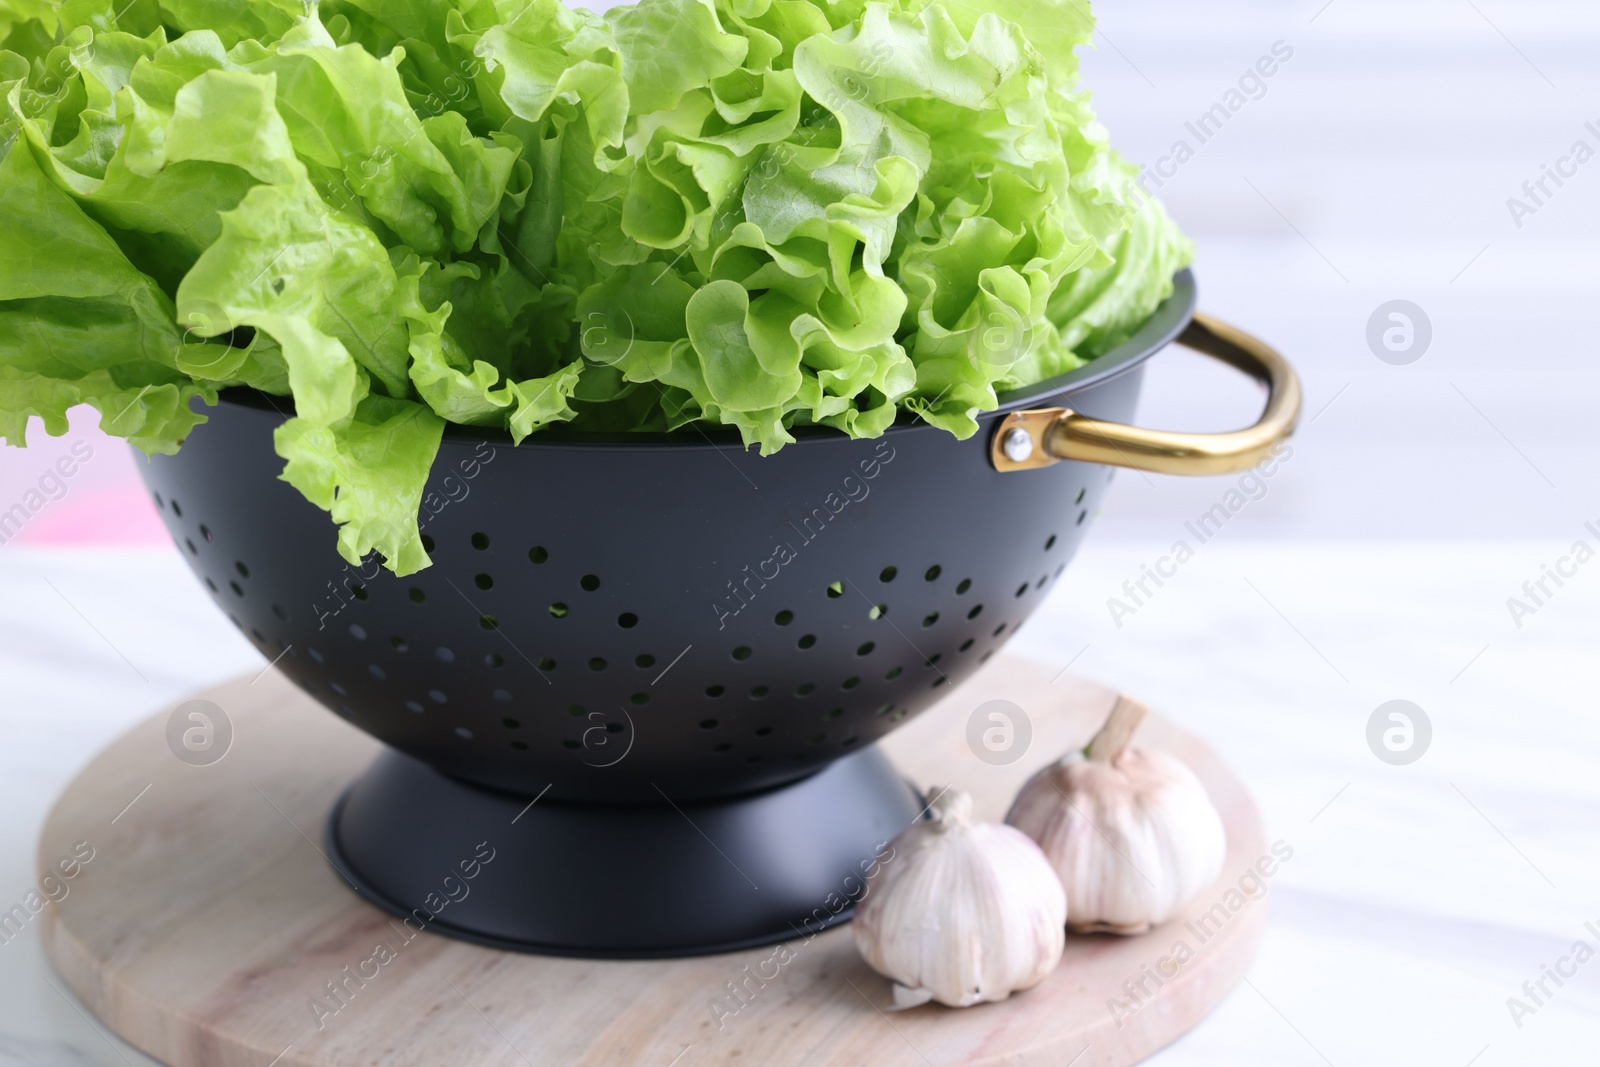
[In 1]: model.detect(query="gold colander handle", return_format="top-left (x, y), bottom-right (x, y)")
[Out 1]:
top-left (989, 313), bottom-right (1302, 476)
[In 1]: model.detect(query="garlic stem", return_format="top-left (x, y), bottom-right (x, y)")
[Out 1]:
top-left (1085, 695), bottom-right (1148, 764)
top-left (926, 786), bottom-right (971, 830)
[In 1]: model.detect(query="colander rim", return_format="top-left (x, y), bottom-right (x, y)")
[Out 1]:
top-left (211, 269), bottom-right (1196, 451)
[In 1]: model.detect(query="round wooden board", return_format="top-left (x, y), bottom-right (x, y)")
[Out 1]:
top-left (39, 655), bottom-right (1267, 1067)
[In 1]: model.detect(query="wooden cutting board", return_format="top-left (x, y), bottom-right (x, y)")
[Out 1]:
top-left (38, 655), bottom-right (1268, 1067)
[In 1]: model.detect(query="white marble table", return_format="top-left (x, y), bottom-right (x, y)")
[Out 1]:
top-left (2, 536), bottom-right (1596, 1066)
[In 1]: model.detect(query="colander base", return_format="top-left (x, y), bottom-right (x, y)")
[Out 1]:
top-left (325, 746), bottom-right (925, 958)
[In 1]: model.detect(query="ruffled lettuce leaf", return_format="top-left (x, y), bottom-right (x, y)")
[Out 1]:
top-left (275, 393), bottom-right (443, 574)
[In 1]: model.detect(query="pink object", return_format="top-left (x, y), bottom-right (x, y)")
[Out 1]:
top-left (0, 405), bottom-right (175, 548)
top-left (15, 486), bottom-right (170, 546)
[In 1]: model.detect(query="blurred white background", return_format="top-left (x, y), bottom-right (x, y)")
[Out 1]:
top-left (1082, 0), bottom-right (1600, 541)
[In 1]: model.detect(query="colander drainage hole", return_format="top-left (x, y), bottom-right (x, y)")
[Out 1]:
top-left (993, 623), bottom-right (1007, 637)
top-left (368, 665), bottom-right (386, 680)
top-left (825, 708), bottom-right (843, 720)
top-left (485, 652), bottom-right (504, 667)
top-left (856, 641), bottom-right (875, 656)
top-left (329, 682), bottom-right (348, 697)
top-left (713, 743), bottom-right (733, 753)
top-left (630, 693), bottom-right (650, 705)
top-left (774, 610), bottom-right (794, 625)
top-left (503, 718), bottom-right (521, 729)
top-left (529, 546), bottom-right (549, 564)
top-left (549, 602), bottom-right (569, 618)
top-left (588, 657), bottom-right (607, 671)
top-left (493, 689), bottom-right (512, 702)
top-left (869, 603), bottom-right (887, 619)
top-left (1015, 583), bottom-right (1028, 598)
top-left (389, 636), bottom-right (408, 651)
top-left (272, 604), bottom-right (289, 621)
top-left (755, 726), bottom-right (773, 736)
top-left (171, 500), bottom-right (182, 517)
top-left (1037, 574), bottom-right (1048, 590)
top-left (618, 612), bottom-right (638, 628)
top-left (959, 638), bottom-right (974, 652)
top-left (1077, 509), bottom-right (1088, 526)
top-left (406, 700), bottom-right (423, 713)
top-left (796, 682), bottom-right (815, 696)
top-left (966, 604), bottom-right (984, 620)
top-left (879, 566), bottom-right (897, 582)
top-left (931, 677), bottom-right (947, 689)
top-left (475, 573), bottom-right (493, 590)
top-left (480, 614), bottom-right (499, 631)
top-left (229, 581), bottom-right (243, 597)
top-left (235, 561), bottom-right (249, 578)
top-left (797, 634), bottom-right (816, 650)
top-left (700, 719), bottom-right (718, 730)
top-left (435, 646), bottom-right (455, 662)
top-left (925, 564), bottom-right (941, 581)
top-left (568, 705), bottom-right (586, 717)
top-left (731, 646), bottom-right (752, 661)
top-left (428, 690), bottom-right (448, 704)
top-left (842, 676), bottom-right (860, 689)
top-left (921, 612), bottom-right (938, 628)
top-left (749, 686), bottom-right (769, 699)
top-left (706, 685), bottom-right (725, 698)
top-left (511, 741), bottom-right (528, 751)
top-left (471, 532), bottom-right (490, 550)
top-left (826, 581), bottom-right (844, 598)
top-left (635, 653), bottom-right (655, 668)
top-left (198, 523), bottom-right (210, 540)
top-left (537, 657), bottom-right (556, 671)
top-left (408, 588), bottom-right (426, 604)
top-left (580, 574), bottom-right (601, 591)
top-left (956, 578), bottom-right (972, 594)
top-left (884, 666), bottom-right (902, 680)
top-left (563, 740), bottom-right (580, 750)
top-left (204, 578), bottom-right (217, 593)
top-left (349, 624), bottom-right (367, 640)
top-left (455, 728), bottom-right (473, 740)
top-left (308, 647), bottom-right (325, 664)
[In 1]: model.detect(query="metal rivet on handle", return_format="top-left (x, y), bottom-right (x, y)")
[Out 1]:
top-left (1002, 427), bottom-right (1034, 463)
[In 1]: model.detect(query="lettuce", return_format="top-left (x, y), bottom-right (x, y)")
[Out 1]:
top-left (0, 0), bottom-right (1189, 574)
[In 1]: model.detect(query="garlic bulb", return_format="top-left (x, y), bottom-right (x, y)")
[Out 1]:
top-left (853, 787), bottom-right (1065, 1009)
top-left (1005, 696), bottom-right (1225, 935)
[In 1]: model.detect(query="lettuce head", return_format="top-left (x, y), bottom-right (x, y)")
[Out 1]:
top-left (0, 0), bottom-right (1190, 574)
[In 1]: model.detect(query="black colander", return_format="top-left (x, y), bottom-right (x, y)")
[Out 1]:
top-left (137, 269), bottom-right (1301, 956)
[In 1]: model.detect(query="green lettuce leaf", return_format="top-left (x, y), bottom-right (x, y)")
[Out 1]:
top-left (275, 393), bottom-right (443, 574)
